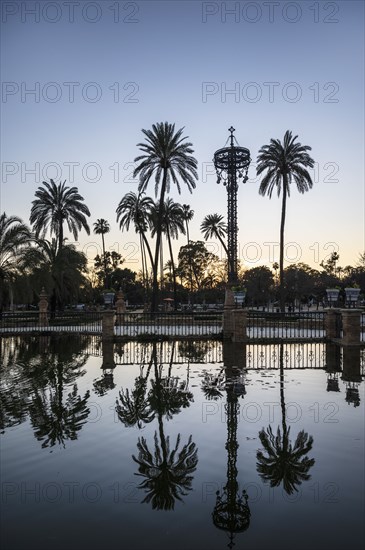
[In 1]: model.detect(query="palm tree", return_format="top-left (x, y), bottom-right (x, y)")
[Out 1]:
top-left (93, 219), bottom-right (110, 288)
top-left (133, 122), bottom-right (198, 312)
top-left (256, 131), bottom-right (314, 311)
top-left (0, 213), bottom-right (32, 309)
top-left (201, 213), bottom-right (229, 258)
top-left (30, 179), bottom-right (91, 252)
top-left (182, 204), bottom-right (194, 244)
top-left (150, 199), bottom-right (185, 309)
top-left (116, 192), bottom-right (155, 293)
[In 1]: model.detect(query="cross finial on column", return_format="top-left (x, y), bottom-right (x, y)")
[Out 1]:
top-left (228, 126), bottom-right (235, 146)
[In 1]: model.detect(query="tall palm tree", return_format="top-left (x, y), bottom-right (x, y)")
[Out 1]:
top-left (256, 131), bottom-right (314, 311)
top-left (182, 204), bottom-right (194, 244)
top-left (93, 218), bottom-right (110, 288)
top-left (150, 199), bottom-right (185, 309)
top-left (201, 213), bottom-right (229, 258)
top-left (116, 192), bottom-right (155, 293)
top-left (0, 213), bottom-right (32, 309)
top-left (133, 122), bottom-right (198, 312)
top-left (30, 179), bottom-right (91, 253)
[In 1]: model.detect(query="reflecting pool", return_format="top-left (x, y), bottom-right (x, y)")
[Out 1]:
top-left (1, 336), bottom-right (364, 550)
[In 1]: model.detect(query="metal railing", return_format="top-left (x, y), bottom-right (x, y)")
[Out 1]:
top-left (247, 310), bottom-right (325, 340)
top-left (0, 311), bottom-right (102, 334)
top-left (114, 312), bottom-right (223, 339)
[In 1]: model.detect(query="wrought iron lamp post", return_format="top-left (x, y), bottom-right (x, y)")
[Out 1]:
top-left (214, 127), bottom-right (251, 285)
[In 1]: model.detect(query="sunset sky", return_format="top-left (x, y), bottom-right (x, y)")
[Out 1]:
top-left (1, 0), bottom-right (364, 272)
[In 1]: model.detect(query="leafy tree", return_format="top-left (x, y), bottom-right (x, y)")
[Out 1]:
top-left (133, 122), bottom-right (198, 311)
top-left (178, 241), bottom-right (219, 291)
top-left (30, 179), bottom-right (90, 252)
top-left (93, 251), bottom-right (124, 288)
top-left (243, 266), bottom-right (274, 306)
top-left (257, 131), bottom-right (314, 311)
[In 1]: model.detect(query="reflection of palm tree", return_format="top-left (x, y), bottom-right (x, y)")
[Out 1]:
top-left (132, 343), bottom-right (198, 510)
top-left (256, 344), bottom-right (315, 494)
top-left (179, 340), bottom-right (211, 363)
top-left (256, 425), bottom-right (315, 494)
top-left (201, 369), bottom-right (225, 400)
top-left (116, 376), bottom-right (154, 428)
top-left (0, 336), bottom-right (91, 448)
top-left (133, 432), bottom-right (198, 510)
top-left (29, 384), bottom-right (90, 449)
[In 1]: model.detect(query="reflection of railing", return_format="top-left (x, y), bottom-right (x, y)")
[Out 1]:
top-left (246, 342), bottom-right (326, 370)
top-left (114, 312), bottom-right (223, 339)
top-left (246, 311), bottom-right (325, 340)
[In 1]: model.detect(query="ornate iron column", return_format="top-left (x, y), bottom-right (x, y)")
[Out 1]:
top-left (214, 127), bottom-right (251, 285)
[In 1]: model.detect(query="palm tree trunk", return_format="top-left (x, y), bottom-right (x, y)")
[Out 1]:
top-left (101, 232), bottom-right (108, 289)
top-left (58, 219), bottom-right (63, 254)
top-left (152, 174), bottom-right (167, 312)
top-left (166, 228), bottom-right (178, 310)
top-left (279, 178), bottom-right (287, 312)
top-left (217, 234), bottom-right (229, 262)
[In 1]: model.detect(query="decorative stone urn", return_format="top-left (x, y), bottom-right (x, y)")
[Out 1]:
top-left (233, 289), bottom-right (246, 307)
top-left (326, 288), bottom-right (340, 307)
top-left (344, 287), bottom-right (360, 307)
top-left (103, 292), bottom-right (115, 307)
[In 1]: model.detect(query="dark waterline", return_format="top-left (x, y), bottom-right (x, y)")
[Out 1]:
top-left (1, 336), bottom-right (364, 550)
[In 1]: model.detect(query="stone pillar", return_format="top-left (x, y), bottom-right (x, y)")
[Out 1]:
top-left (325, 309), bottom-right (338, 340)
top-left (341, 310), bottom-right (361, 345)
top-left (38, 287), bottom-right (49, 327)
top-left (115, 291), bottom-right (126, 326)
top-left (102, 310), bottom-right (115, 341)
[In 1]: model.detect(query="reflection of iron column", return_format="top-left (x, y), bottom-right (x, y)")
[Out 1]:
top-left (214, 127), bottom-right (251, 285)
top-left (212, 364), bottom-right (250, 548)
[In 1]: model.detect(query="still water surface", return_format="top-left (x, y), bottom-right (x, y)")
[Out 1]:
top-left (1, 336), bottom-right (364, 550)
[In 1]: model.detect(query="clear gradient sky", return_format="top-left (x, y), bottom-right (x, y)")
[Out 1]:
top-left (1, 0), bottom-right (364, 273)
